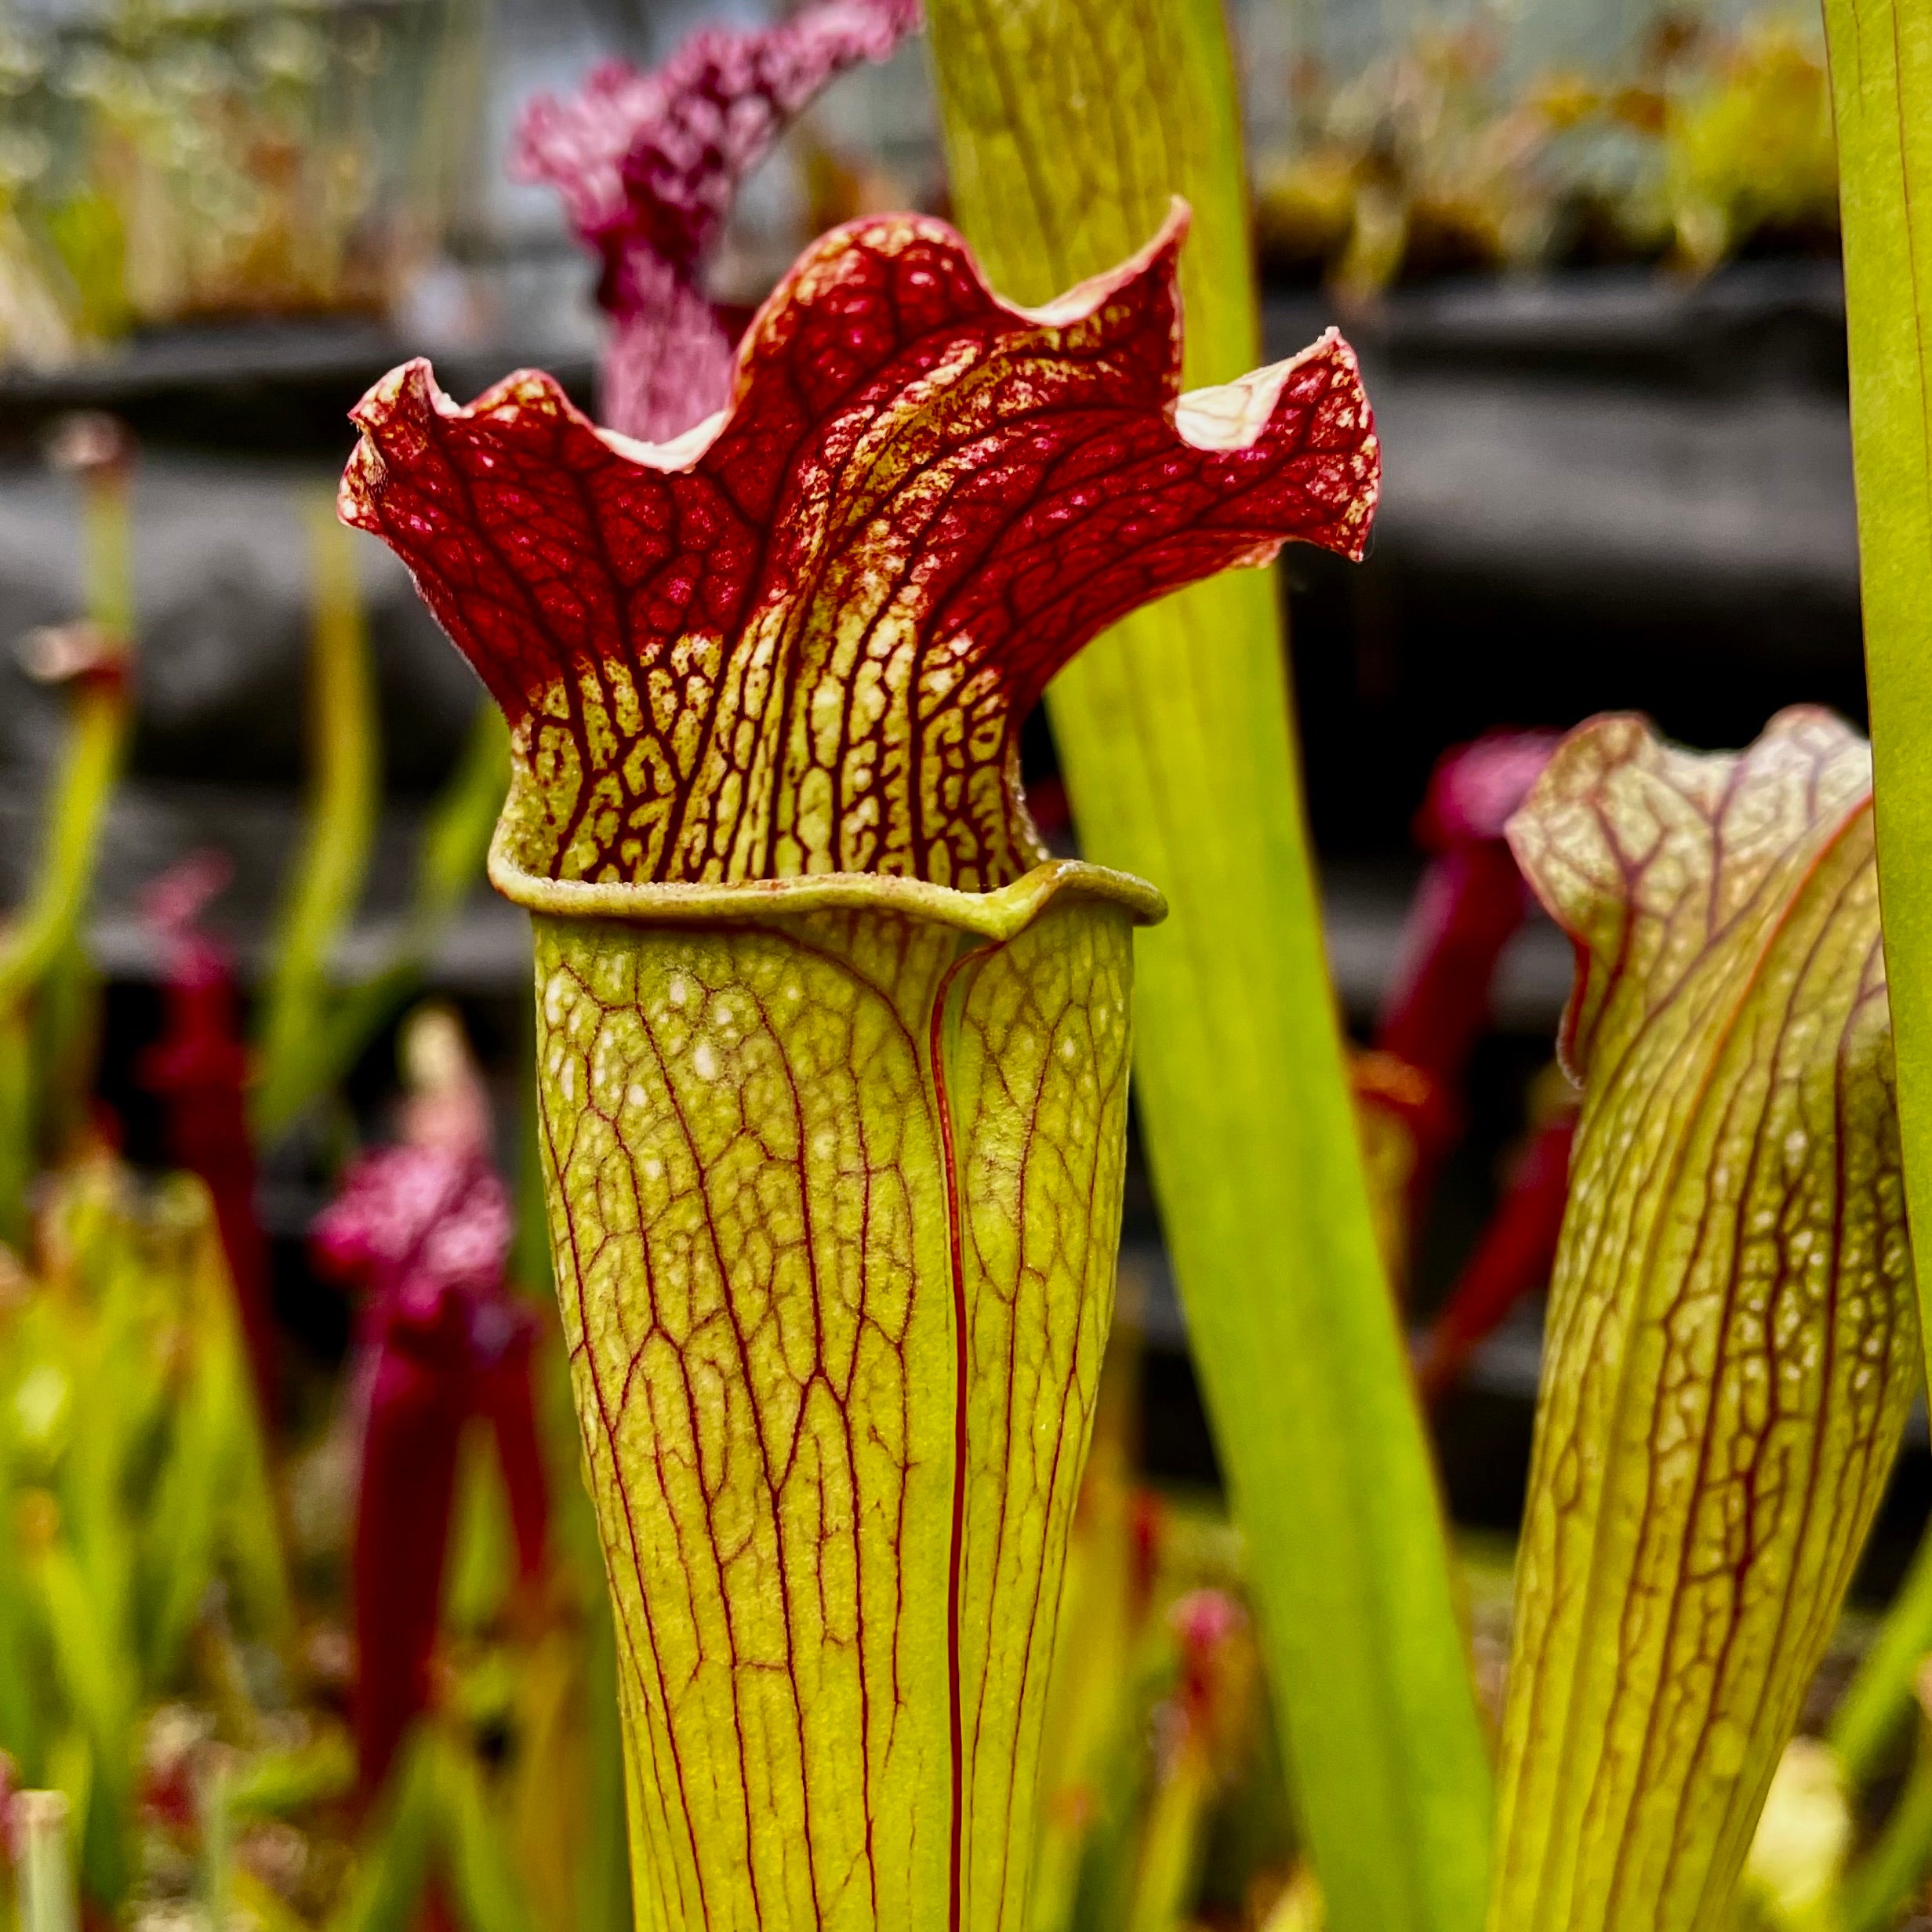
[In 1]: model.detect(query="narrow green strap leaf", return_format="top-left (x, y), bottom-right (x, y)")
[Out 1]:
top-left (225, 1730), bottom-right (358, 1820)
top-left (1829, 1517), bottom-right (1932, 1786)
top-left (443, 1424), bottom-right (516, 1635)
top-left (0, 1000), bottom-right (32, 1250)
top-left (0, 677), bottom-right (127, 1006)
top-left (1123, 1737), bottom-right (1213, 1932)
top-left (1842, 1720), bottom-right (1932, 1932)
top-left (183, 1178), bottom-right (293, 1646)
top-left (38, 1540), bottom-right (133, 1758)
top-left (0, 445), bottom-right (134, 1234)
top-left (437, 1732), bottom-right (541, 1932)
top-left (253, 493), bottom-right (379, 1137)
top-left (256, 703), bottom-right (509, 1142)
top-left (138, 1314), bottom-right (225, 1682)
top-left (922, 7), bottom-right (1493, 1932)
top-left (417, 703), bottom-right (512, 918)
top-left (0, 1406), bottom-right (42, 1774)
top-left (1823, 0), bottom-right (1932, 1395)
top-left (331, 1730), bottom-right (441, 1932)
top-left (34, 1542), bottom-right (133, 1905)
top-left (137, 1178), bottom-right (289, 1683)
top-left (0, 435), bottom-right (134, 1009)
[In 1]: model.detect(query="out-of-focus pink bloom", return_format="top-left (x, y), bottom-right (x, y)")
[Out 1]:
top-left (511, 0), bottom-right (920, 439)
top-left (136, 852), bottom-right (278, 1418)
top-left (1369, 732), bottom-right (1561, 1199)
top-left (1167, 1588), bottom-right (1248, 1763)
top-left (312, 1048), bottom-right (548, 1796)
top-left (1172, 1591), bottom-right (1242, 1690)
top-left (1355, 735), bottom-right (1582, 1386)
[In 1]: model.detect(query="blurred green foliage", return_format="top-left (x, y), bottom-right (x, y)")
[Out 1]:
top-left (1252, 9), bottom-right (1839, 296)
top-left (252, 499), bottom-right (510, 1148)
top-left (0, 1161), bottom-right (290, 1907)
top-left (0, 0), bottom-right (481, 369)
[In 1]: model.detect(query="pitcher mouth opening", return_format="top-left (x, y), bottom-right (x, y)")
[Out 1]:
top-left (489, 814), bottom-right (1168, 943)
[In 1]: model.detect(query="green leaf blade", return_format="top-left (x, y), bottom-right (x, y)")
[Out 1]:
top-left (1823, 0), bottom-right (1932, 1431)
top-left (1828, 1520), bottom-right (1932, 1785)
top-left (253, 494), bottom-right (379, 1138)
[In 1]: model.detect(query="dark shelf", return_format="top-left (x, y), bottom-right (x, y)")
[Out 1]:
top-left (0, 316), bottom-right (597, 457)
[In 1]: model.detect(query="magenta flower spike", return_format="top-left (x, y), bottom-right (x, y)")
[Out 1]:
top-left (340, 204), bottom-right (1378, 1930)
top-left (512, 0), bottom-right (920, 441)
top-left (136, 852), bottom-right (279, 1417)
top-left (313, 1100), bottom-right (548, 1795)
top-left (1371, 730), bottom-right (1560, 1199)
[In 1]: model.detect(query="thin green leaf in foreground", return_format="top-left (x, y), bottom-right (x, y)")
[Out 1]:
top-left (1492, 708), bottom-right (1916, 1932)
top-left (252, 496), bottom-right (378, 1138)
top-left (1821, 0), bottom-right (1932, 1389)
top-left (922, 6), bottom-right (1491, 1931)
top-left (252, 505), bottom-right (510, 1144)
top-left (253, 701), bottom-right (509, 1142)
top-left (0, 420), bottom-right (136, 1236)
top-left (1829, 1516), bottom-right (1932, 1786)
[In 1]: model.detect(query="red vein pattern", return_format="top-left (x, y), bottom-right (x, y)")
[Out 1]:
top-left (340, 205), bottom-right (1376, 895)
top-left (1490, 709), bottom-right (1918, 1932)
top-left (533, 885), bottom-right (1133, 1931)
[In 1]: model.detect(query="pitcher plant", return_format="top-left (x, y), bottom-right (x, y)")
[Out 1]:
top-left (339, 205), bottom-right (1378, 1930)
top-left (1491, 710), bottom-right (1917, 1932)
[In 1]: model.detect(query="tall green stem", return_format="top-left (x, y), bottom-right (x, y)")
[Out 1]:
top-left (1830, 1527), bottom-right (1932, 1786)
top-left (921, 7), bottom-right (1492, 1930)
top-left (1823, 0), bottom-right (1932, 1368)
top-left (0, 648), bottom-right (129, 1007)
top-left (0, 419), bottom-right (134, 1237)
top-left (252, 495), bottom-right (378, 1138)
top-left (1842, 1707), bottom-right (1932, 1932)
top-left (254, 701), bottom-right (508, 1144)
